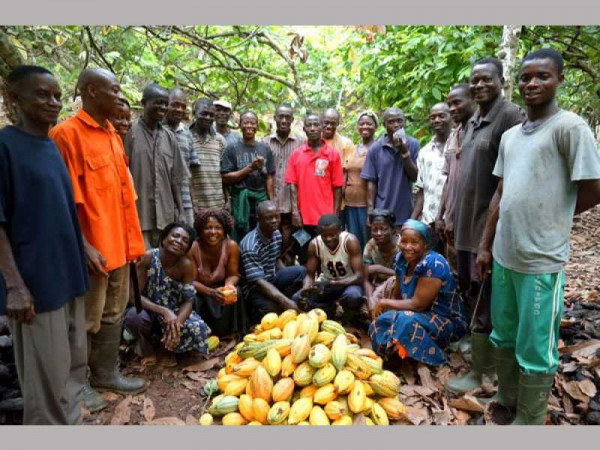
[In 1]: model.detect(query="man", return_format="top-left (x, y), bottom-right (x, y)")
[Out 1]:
top-left (435, 84), bottom-right (476, 249)
top-left (412, 103), bottom-right (452, 236)
top-left (165, 88), bottom-right (198, 226)
top-left (189, 98), bottom-right (228, 212)
top-left (263, 104), bottom-right (306, 265)
top-left (360, 107), bottom-right (420, 228)
top-left (214, 99), bottom-right (241, 146)
top-left (285, 113), bottom-right (344, 240)
top-left (50, 68), bottom-right (146, 412)
top-left (322, 108), bottom-right (355, 161)
top-left (221, 111), bottom-right (275, 242)
top-left (240, 201), bottom-right (306, 323)
top-left (293, 214), bottom-right (365, 323)
top-left (125, 83), bottom-right (188, 249)
top-left (0, 66), bottom-right (89, 424)
top-left (477, 49), bottom-right (600, 424)
top-left (444, 58), bottom-right (525, 396)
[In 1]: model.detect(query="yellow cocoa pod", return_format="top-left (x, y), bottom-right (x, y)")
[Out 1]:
top-left (267, 401), bottom-right (291, 425)
top-left (364, 397), bottom-right (375, 415)
top-left (238, 394), bottom-right (254, 422)
top-left (225, 351), bottom-right (243, 374)
top-left (331, 333), bottom-right (348, 371)
top-left (334, 370), bottom-right (355, 395)
top-left (222, 412), bottom-right (247, 426)
top-left (346, 333), bottom-right (359, 344)
top-left (218, 374), bottom-right (245, 393)
top-left (348, 380), bottom-right (367, 414)
top-left (320, 319), bottom-right (346, 335)
top-left (309, 343), bottom-right (332, 369)
top-left (315, 331), bottom-right (336, 347)
top-left (297, 421), bottom-right (310, 426)
top-left (273, 339), bottom-right (292, 358)
top-left (272, 377), bottom-right (295, 403)
top-left (295, 313), bottom-right (308, 328)
top-left (293, 361), bottom-right (315, 387)
top-left (313, 383), bottom-right (337, 405)
top-left (307, 308), bottom-right (327, 324)
top-left (364, 382), bottom-right (375, 397)
top-left (371, 403), bottom-right (389, 425)
top-left (243, 333), bottom-right (258, 344)
top-left (369, 372), bottom-right (401, 397)
top-left (252, 398), bottom-right (270, 425)
top-left (360, 355), bottom-right (383, 375)
top-left (253, 324), bottom-right (264, 334)
top-left (217, 367), bottom-right (227, 379)
top-left (288, 397), bottom-right (313, 425)
top-left (283, 321), bottom-right (299, 340)
top-left (309, 405), bottom-right (330, 425)
top-left (224, 377), bottom-right (248, 397)
top-left (232, 358), bottom-right (261, 377)
top-left (291, 333), bottom-right (311, 363)
top-left (312, 363), bottom-right (337, 387)
top-left (250, 365), bottom-right (273, 403)
top-left (277, 309), bottom-right (298, 330)
top-left (365, 417), bottom-right (375, 426)
top-left (256, 328), bottom-right (282, 342)
top-left (332, 416), bottom-right (353, 426)
top-left (324, 400), bottom-right (348, 421)
top-left (199, 413), bottom-right (213, 426)
top-left (281, 354), bottom-right (297, 377)
top-left (207, 336), bottom-right (220, 352)
top-left (247, 421), bottom-right (262, 426)
top-left (345, 353), bottom-right (373, 380)
top-left (245, 379), bottom-right (254, 397)
top-left (261, 312), bottom-right (279, 331)
top-left (336, 396), bottom-right (349, 411)
top-left (263, 348), bottom-right (282, 378)
top-left (356, 348), bottom-right (378, 359)
top-left (299, 384), bottom-right (318, 398)
top-left (378, 397), bottom-right (407, 421)
top-left (298, 317), bottom-right (319, 343)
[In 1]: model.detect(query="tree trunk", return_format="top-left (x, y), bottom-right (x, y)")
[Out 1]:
top-left (0, 29), bottom-right (24, 81)
top-left (498, 25), bottom-right (522, 101)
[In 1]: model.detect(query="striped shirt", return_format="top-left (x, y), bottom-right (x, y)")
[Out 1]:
top-left (167, 122), bottom-right (197, 209)
top-left (240, 227), bottom-right (282, 296)
top-left (190, 128), bottom-right (227, 210)
top-left (263, 133), bottom-right (305, 213)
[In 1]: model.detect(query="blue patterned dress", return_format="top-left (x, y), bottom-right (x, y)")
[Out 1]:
top-left (368, 250), bottom-right (468, 366)
top-left (145, 249), bottom-right (211, 354)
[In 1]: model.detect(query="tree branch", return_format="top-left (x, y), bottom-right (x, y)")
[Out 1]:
top-left (85, 26), bottom-right (116, 73)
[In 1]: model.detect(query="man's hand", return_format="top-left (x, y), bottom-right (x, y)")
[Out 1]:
top-left (392, 135), bottom-right (410, 158)
top-left (84, 242), bottom-right (108, 277)
top-left (282, 298), bottom-right (300, 312)
top-left (444, 221), bottom-right (454, 245)
top-left (475, 249), bottom-right (493, 282)
top-left (435, 218), bottom-right (445, 236)
top-left (6, 284), bottom-right (36, 324)
top-left (251, 156), bottom-right (265, 171)
top-left (178, 210), bottom-right (187, 224)
top-left (291, 211), bottom-right (303, 229)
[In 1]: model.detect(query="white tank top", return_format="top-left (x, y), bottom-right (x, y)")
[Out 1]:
top-left (315, 231), bottom-right (355, 282)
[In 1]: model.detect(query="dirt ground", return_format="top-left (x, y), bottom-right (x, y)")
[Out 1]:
top-left (81, 206), bottom-right (600, 427)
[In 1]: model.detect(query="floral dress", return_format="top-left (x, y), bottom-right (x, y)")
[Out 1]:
top-left (145, 249), bottom-right (211, 354)
top-left (368, 250), bottom-right (468, 366)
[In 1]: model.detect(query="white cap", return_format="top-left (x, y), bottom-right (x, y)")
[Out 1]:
top-left (214, 100), bottom-right (233, 110)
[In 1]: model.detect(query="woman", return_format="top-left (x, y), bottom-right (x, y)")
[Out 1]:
top-left (188, 209), bottom-right (248, 336)
top-left (369, 219), bottom-right (468, 366)
top-left (110, 99), bottom-right (132, 142)
top-left (343, 111), bottom-right (378, 250)
top-left (124, 222), bottom-right (211, 365)
top-left (363, 209), bottom-right (400, 305)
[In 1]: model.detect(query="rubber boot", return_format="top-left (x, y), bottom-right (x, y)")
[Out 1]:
top-left (512, 371), bottom-right (555, 425)
top-left (81, 335), bottom-right (108, 413)
top-left (483, 348), bottom-right (520, 424)
top-left (445, 332), bottom-right (495, 395)
top-left (89, 322), bottom-right (146, 394)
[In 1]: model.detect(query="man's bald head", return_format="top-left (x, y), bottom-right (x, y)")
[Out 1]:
top-left (256, 200), bottom-right (277, 218)
top-left (77, 68), bottom-right (117, 99)
top-left (431, 102), bottom-right (450, 114)
top-left (382, 107), bottom-right (405, 123)
top-left (76, 68), bottom-right (122, 122)
top-left (322, 108), bottom-right (340, 121)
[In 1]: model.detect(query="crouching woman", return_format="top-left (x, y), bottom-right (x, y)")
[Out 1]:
top-left (124, 222), bottom-right (211, 364)
top-left (369, 220), bottom-right (468, 366)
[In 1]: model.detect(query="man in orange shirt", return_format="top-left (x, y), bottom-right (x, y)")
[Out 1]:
top-left (50, 68), bottom-right (146, 413)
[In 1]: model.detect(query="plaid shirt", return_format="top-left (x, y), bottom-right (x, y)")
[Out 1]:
top-left (168, 122), bottom-right (197, 210)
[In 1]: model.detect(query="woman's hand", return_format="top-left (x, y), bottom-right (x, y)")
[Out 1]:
top-left (372, 299), bottom-right (395, 318)
top-left (209, 288), bottom-right (227, 305)
top-left (161, 308), bottom-right (181, 350)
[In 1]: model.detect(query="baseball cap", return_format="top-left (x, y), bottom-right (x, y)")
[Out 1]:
top-left (214, 100), bottom-right (233, 110)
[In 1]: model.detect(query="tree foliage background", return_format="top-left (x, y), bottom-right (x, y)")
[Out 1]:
top-left (0, 25), bottom-right (598, 143)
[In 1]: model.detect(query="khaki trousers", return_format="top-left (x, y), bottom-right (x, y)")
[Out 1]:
top-left (82, 264), bottom-right (130, 334)
top-left (8, 296), bottom-right (87, 425)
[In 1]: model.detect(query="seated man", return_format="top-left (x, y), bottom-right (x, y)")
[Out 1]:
top-left (240, 201), bottom-right (306, 324)
top-left (293, 214), bottom-right (366, 324)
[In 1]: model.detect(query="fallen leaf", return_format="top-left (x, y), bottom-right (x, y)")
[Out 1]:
top-left (400, 395), bottom-right (421, 407)
top-left (561, 361), bottom-right (579, 373)
top-left (400, 364), bottom-right (416, 385)
top-left (130, 395), bottom-right (145, 406)
top-left (561, 380), bottom-right (589, 403)
top-left (181, 380), bottom-right (201, 390)
top-left (417, 364), bottom-right (438, 391)
top-left (577, 379), bottom-right (597, 398)
top-left (213, 339), bottom-right (237, 357)
top-left (434, 366), bottom-right (454, 387)
top-left (101, 392), bottom-right (121, 402)
top-left (143, 397), bottom-right (156, 422)
top-left (110, 395), bottom-right (132, 425)
top-left (400, 385), bottom-right (435, 397)
top-left (449, 395), bottom-right (484, 413)
top-left (449, 353), bottom-right (466, 369)
top-left (405, 406), bottom-right (429, 425)
top-left (185, 414), bottom-right (198, 426)
top-left (185, 372), bottom-right (205, 382)
top-left (452, 408), bottom-right (471, 425)
top-left (432, 409), bottom-right (451, 425)
top-left (183, 357), bottom-right (221, 373)
top-left (352, 413), bottom-right (367, 425)
top-left (559, 339), bottom-right (600, 358)
top-left (144, 417), bottom-right (186, 426)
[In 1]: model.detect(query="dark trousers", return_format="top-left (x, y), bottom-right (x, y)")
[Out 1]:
top-left (292, 284), bottom-right (364, 317)
top-left (246, 265), bottom-right (307, 324)
top-left (296, 225), bottom-right (319, 265)
top-left (456, 250), bottom-right (492, 334)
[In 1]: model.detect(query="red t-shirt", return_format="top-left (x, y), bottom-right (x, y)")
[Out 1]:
top-left (284, 140), bottom-right (344, 226)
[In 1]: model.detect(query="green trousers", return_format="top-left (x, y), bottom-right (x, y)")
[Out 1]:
top-left (490, 261), bottom-right (564, 374)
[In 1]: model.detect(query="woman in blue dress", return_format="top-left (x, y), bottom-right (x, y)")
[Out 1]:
top-left (124, 222), bottom-right (211, 365)
top-left (369, 220), bottom-right (468, 366)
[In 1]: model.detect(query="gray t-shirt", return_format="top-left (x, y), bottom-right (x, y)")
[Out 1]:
top-left (492, 110), bottom-right (600, 274)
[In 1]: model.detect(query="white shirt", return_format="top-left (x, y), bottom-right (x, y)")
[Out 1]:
top-left (415, 138), bottom-right (447, 223)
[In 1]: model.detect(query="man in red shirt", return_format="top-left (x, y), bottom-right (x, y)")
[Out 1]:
top-left (285, 113), bottom-right (344, 247)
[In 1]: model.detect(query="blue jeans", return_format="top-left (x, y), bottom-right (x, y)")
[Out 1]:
top-left (344, 206), bottom-right (368, 251)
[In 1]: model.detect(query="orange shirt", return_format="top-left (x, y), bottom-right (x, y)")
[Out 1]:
top-left (49, 109), bottom-right (145, 271)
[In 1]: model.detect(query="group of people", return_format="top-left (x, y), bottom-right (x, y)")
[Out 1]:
top-left (1, 46), bottom-right (600, 427)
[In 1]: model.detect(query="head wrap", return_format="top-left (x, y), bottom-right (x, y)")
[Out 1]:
top-left (401, 219), bottom-right (431, 245)
top-left (358, 111), bottom-right (379, 127)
